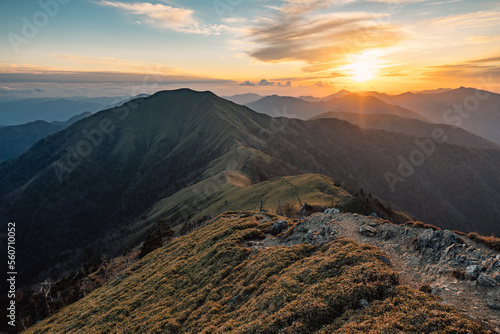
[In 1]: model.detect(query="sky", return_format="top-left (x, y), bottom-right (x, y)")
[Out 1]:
top-left (0, 0), bottom-right (499, 98)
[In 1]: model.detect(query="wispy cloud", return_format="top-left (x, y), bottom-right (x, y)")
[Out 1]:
top-left (50, 54), bottom-right (184, 74)
top-left (244, 1), bottom-right (404, 71)
top-left (96, 1), bottom-right (224, 34)
top-left (424, 0), bottom-right (461, 6)
top-left (429, 11), bottom-right (500, 29)
top-left (423, 55), bottom-right (500, 78)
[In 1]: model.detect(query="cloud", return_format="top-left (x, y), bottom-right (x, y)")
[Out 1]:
top-left (0, 69), bottom-right (235, 85)
top-left (277, 81), bottom-right (292, 87)
top-left (423, 58), bottom-right (500, 78)
top-left (245, 2), bottom-right (404, 68)
top-left (258, 79), bottom-right (274, 86)
top-left (96, 1), bottom-right (224, 34)
top-left (239, 80), bottom-right (256, 86)
top-left (424, 0), bottom-right (461, 6)
top-left (0, 87), bottom-right (45, 95)
top-left (428, 11), bottom-right (500, 29)
top-left (50, 54), bottom-right (184, 74)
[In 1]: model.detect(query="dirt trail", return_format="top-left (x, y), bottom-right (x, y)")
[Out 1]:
top-left (329, 213), bottom-right (500, 333)
top-left (248, 211), bottom-right (500, 332)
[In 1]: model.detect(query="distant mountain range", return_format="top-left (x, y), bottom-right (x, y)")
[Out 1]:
top-left (247, 93), bottom-right (429, 121)
top-left (0, 112), bottom-right (92, 162)
top-left (360, 87), bottom-right (500, 145)
top-left (311, 112), bottom-right (499, 150)
top-left (1, 88), bottom-right (499, 289)
top-left (0, 95), bottom-right (147, 125)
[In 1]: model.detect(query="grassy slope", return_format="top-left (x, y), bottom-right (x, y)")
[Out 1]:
top-left (139, 174), bottom-right (363, 233)
top-left (24, 213), bottom-right (485, 333)
top-left (311, 112), bottom-right (499, 150)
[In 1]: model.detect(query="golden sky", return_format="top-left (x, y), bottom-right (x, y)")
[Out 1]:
top-left (1, 0), bottom-right (499, 97)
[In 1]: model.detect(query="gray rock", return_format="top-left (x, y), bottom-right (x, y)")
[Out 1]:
top-left (377, 256), bottom-right (391, 265)
top-left (416, 229), bottom-right (462, 251)
top-left (271, 220), bottom-right (288, 235)
top-left (477, 273), bottom-right (498, 287)
top-left (229, 295), bottom-right (241, 306)
top-left (491, 260), bottom-right (500, 270)
top-left (359, 225), bottom-right (377, 237)
top-left (297, 226), bottom-right (308, 233)
top-left (359, 299), bottom-right (369, 308)
top-left (371, 212), bottom-right (378, 218)
top-left (466, 265), bottom-right (483, 279)
top-left (487, 302), bottom-right (500, 310)
top-left (324, 208), bottom-right (340, 214)
top-left (492, 272), bottom-right (500, 283)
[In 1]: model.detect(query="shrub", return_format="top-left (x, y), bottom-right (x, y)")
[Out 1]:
top-left (466, 233), bottom-right (500, 252)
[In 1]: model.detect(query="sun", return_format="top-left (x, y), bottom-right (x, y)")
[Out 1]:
top-left (342, 49), bottom-right (386, 82)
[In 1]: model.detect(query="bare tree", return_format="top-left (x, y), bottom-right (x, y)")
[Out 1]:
top-left (260, 196), bottom-right (268, 212)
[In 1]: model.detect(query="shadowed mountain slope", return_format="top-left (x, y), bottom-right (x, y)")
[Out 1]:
top-left (362, 87), bottom-right (500, 145)
top-left (247, 93), bottom-right (427, 121)
top-left (1, 89), bottom-right (499, 288)
top-left (311, 111), bottom-right (499, 150)
top-left (0, 112), bottom-right (92, 162)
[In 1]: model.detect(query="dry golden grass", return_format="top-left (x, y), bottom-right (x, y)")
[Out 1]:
top-left (24, 212), bottom-right (486, 333)
top-left (466, 233), bottom-right (500, 252)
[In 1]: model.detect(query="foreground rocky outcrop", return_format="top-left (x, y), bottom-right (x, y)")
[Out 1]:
top-left (257, 211), bottom-right (500, 332)
top-left (24, 212), bottom-right (494, 333)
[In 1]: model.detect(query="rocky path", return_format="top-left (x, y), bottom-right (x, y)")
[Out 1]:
top-left (330, 213), bottom-right (500, 332)
top-left (249, 211), bottom-right (500, 332)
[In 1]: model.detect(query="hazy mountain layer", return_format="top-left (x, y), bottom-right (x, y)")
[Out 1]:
top-left (1, 89), bottom-right (499, 288)
top-left (311, 111), bottom-right (499, 150)
top-left (362, 87), bottom-right (500, 145)
top-left (248, 93), bottom-right (427, 120)
top-left (0, 112), bottom-right (92, 162)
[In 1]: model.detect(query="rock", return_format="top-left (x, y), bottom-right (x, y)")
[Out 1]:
top-left (229, 295), bottom-right (241, 306)
top-left (359, 299), bottom-right (369, 308)
top-left (359, 225), bottom-right (377, 237)
top-left (416, 229), bottom-right (462, 251)
top-left (299, 203), bottom-right (309, 215)
top-left (380, 228), bottom-right (395, 240)
top-left (324, 208), bottom-right (340, 214)
top-left (492, 273), bottom-right (500, 283)
top-left (477, 273), bottom-right (498, 287)
top-left (487, 302), bottom-right (500, 310)
top-left (491, 260), bottom-right (500, 270)
top-left (377, 256), bottom-right (391, 265)
top-left (466, 265), bottom-right (483, 279)
top-left (297, 226), bottom-right (308, 233)
top-left (271, 220), bottom-right (288, 235)
top-left (371, 212), bottom-right (378, 218)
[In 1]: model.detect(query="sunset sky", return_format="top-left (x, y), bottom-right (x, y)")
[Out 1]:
top-left (1, 0), bottom-right (499, 97)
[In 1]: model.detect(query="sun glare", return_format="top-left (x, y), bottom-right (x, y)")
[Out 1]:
top-left (343, 49), bottom-right (386, 82)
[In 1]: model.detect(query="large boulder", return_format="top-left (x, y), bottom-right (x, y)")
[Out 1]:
top-left (271, 220), bottom-right (288, 235)
top-left (359, 225), bottom-right (377, 237)
top-left (477, 273), bottom-right (498, 287)
top-left (466, 265), bottom-right (483, 279)
top-left (416, 229), bottom-right (463, 251)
